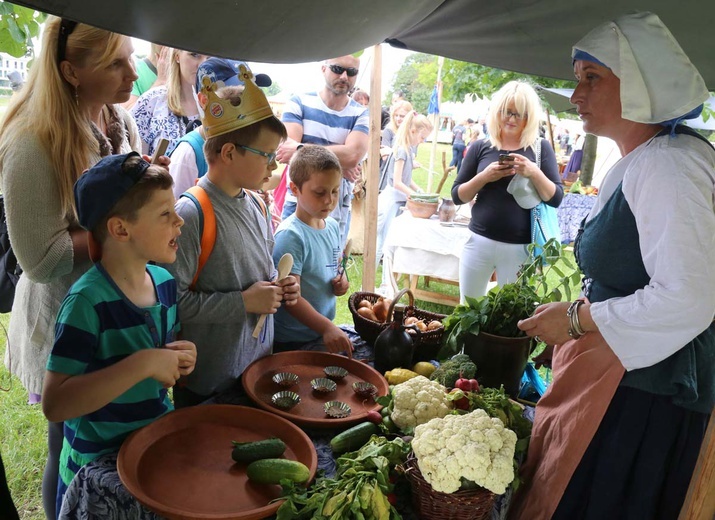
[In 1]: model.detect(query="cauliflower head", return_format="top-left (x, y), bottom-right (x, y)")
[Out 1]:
top-left (390, 376), bottom-right (452, 430)
top-left (411, 409), bottom-right (517, 494)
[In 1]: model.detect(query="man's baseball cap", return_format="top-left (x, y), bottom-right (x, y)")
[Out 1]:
top-left (74, 152), bottom-right (150, 232)
top-left (195, 58), bottom-right (272, 92)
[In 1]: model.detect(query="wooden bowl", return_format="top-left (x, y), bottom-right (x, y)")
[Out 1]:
top-left (406, 199), bottom-right (438, 219)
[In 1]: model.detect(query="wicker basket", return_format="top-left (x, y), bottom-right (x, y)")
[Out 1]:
top-left (348, 288), bottom-right (445, 360)
top-left (406, 198), bottom-right (438, 219)
top-left (401, 452), bottom-right (496, 520)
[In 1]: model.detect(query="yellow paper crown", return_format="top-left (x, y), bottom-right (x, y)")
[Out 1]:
top-left (198, 64), bottom-right (274, 138)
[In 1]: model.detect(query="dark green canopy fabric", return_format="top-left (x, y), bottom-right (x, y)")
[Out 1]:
top-left (14, 0), bottom-right (715, 88)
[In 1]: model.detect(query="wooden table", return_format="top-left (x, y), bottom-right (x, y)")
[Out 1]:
top-left (383, 212), bottom-right (471, 306)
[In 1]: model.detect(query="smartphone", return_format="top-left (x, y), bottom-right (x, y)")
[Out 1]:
top-left (151, 138), bottom-right (170, 164)
top-left (499, 153), bottom-right (514, 165)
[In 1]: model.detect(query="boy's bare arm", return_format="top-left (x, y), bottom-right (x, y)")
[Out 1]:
top-left (284, 275), bottom-right (352, 356)
top-left (42, 343), bottom-right (196, 423)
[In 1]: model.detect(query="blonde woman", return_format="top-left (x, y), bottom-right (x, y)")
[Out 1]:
top-left (452, 81), bottom-right (562, 299)
top-left (0, 17), bottom-right (141, 518)
top-left (375, 111), bottom-right (433, 282)
top-left (131, 48), bottom-right (208, 155)
top-left (380, 99), bottom-right (413, 154)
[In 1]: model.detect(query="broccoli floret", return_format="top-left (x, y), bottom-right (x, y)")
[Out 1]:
top-left (429, 355), bottom-right (477, 388)
top-left (450, 354), bottom-right (472, 364)
top-left (458, 361), bottom-right (477, 380)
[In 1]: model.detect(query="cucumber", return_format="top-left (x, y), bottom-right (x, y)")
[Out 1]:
top-left (231, 437), bottom-right (287, 463)
top-left (246, 458), bottom-right (310, 485)
top-left (330, 422), bottom-right (380, 455)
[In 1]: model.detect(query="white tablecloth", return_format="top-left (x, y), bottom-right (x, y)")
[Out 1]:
top-left (383, 212), bottom-right (472, 285)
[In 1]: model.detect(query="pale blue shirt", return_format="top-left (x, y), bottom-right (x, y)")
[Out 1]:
top-left (273, 215), bottom-right (341, 343)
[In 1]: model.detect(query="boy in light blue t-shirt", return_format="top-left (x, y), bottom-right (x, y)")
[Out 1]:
top-left (273, 145), bottom-right (352, 356)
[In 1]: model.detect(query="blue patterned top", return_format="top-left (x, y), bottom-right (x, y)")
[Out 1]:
top-left (130, 86), bottom-right (198, 156)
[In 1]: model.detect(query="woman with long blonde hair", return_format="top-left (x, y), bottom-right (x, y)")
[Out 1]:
top-left (0, 17), bottom-right (140, 517)
top-left (130, 48), bottom-right (208, 155)
top-left (451, 81), bottom-right (563, 300)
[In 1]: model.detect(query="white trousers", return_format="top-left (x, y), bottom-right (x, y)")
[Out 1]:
top-left (459, 232), bottom-right (528, 301)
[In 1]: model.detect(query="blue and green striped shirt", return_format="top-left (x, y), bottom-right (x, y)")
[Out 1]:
top-left (47, 263), bottom-right (178, 495)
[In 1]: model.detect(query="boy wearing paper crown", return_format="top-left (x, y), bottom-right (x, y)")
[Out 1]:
top-left (41, 152), bottom-right (196, 513)
top-left (162, 64), bottom-right (299, 408)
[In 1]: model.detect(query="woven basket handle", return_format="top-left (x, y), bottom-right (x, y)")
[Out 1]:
top-left (385, 288), bottom-right (414, 323)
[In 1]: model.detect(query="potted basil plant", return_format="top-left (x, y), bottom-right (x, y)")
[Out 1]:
top-left (439, 239), bottom-right (581, 396)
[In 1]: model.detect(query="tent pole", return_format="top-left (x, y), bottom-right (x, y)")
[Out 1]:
top-left (546, 107), bottom-right (556, 151)
top-left (427, 56), bottom-right (444, 193)
top-left (362, 43), bottom-right (382, 292)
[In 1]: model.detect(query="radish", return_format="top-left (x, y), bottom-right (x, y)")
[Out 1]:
top-left (468, 379), bottom-right (480, 392)
top-left (455, 377), bottom-right (472, 392)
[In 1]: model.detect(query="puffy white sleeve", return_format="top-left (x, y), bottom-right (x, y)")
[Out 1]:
top-left (590, 137), bottom-right (715, 370)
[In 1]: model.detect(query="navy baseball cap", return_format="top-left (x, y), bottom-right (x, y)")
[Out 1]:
top-left (195, 58), bottom-right (272, 92)
top-left (74, 152), bottom-right (150, 232)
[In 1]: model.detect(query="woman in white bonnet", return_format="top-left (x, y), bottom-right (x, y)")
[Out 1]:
top-left (512, 12), bottom-right (715, 519)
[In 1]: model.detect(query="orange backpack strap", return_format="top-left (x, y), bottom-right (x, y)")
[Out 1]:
top-left (246, 189), bottom-right (268, 221)
top-left (181, 186), bottom-right (216, 290)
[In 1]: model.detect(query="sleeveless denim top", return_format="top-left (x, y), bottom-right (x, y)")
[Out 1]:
top-left (574, 126), bottom-right (715, 414)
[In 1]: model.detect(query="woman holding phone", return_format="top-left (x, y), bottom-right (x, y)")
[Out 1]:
top-left (0, 18), bottom-right (142, 517)
top-left (451, 81), bottom-right (563, 300)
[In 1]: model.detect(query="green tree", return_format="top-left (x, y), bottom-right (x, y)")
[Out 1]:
top-left (441, 59), bottom-right (575, 104)
top-left (0, 2), bottom-right (45, 58)
top-left (385, 53), bottom-right (437, 113)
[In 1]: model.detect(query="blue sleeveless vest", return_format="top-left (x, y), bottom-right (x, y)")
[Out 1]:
top-left (574, 126), bottom-right (715, 414)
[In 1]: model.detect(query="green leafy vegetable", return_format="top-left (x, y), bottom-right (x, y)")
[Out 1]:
top-left (276, 436), bottom-right (410, 520)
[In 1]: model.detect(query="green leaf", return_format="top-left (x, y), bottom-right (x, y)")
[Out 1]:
top-left (0, 27), bottom-right (26, 57)
top-left (0, 3), bottom-right (14, 15)
top-left (6, 17), bottom-right (25, 43)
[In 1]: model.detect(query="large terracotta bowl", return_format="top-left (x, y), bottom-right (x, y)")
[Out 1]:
top-left (242, 351), bottom-right (389, 428)
top-left (118, 405), bottom-right (317, 520)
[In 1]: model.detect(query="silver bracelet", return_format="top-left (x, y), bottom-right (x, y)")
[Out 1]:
top-left (567, 299), bottom-right (586, 339)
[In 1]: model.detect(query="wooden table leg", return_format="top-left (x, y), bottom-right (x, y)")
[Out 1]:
top-left (679, 409), bottom-right (715, 519)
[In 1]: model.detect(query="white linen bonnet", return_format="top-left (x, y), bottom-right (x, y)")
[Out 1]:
top-left (572, 12), bottom-right (708, 124)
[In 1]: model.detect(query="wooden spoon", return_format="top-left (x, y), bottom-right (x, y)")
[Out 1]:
top-left (252, 253), bottom-right (294, 339)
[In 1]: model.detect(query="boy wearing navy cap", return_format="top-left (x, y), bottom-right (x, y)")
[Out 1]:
top-left (41, 152), bottom-right (196, 513)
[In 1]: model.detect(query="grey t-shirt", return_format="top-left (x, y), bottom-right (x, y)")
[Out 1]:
top-left (161, 176), bottom-right (276, 395)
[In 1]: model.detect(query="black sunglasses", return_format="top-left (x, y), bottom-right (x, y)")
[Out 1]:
top-left (57, 18), bottom-right (78, 63)
top-left (328, 64), bottom-right (359, 77)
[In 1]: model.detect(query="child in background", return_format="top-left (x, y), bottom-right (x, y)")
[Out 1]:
top-left (163, 64), bottom-right (299, 408)
top-left (272, 145), bottom-right (352, 355)
top-left (375, 112), bottom-right (434, 283)
top-left (169, 57), bottom-right (273, 197)
top-left (42, 152), bottom-right (196, 513)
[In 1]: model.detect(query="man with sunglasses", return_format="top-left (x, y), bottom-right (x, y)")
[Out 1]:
top-left (276, 55), bottom-right (369, 248)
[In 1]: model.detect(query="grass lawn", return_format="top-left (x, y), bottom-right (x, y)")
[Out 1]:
top-left (0, 313), bottom-right (46, 520)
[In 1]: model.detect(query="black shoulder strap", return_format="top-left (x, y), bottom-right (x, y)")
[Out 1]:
top-left (658, 124), bottom-right (715, 150)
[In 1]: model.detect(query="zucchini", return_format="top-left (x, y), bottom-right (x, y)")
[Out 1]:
top-left (246, 458), bottom-right (310, 484)
top-left (231, 437), bottom-right (286, 463)
top-left (330, 422), bottom-right (380, 455)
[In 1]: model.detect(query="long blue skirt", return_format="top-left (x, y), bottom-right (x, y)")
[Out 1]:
top-left (552, 385), bottom-right (709, 520)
